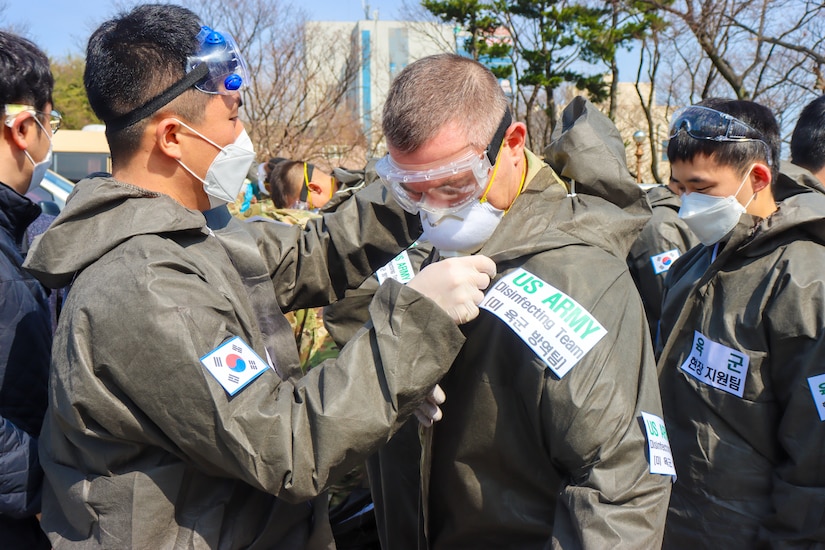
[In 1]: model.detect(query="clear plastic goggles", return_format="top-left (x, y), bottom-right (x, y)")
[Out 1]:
top-left (375, 148), bottom-right (494, 215)
top-left (187, 26), bottom-right (249, 94)
top-left (669, 105), bottom-right (773, 166)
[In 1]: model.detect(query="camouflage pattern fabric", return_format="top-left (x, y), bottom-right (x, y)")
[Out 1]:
top-left (228, 194), bottom-right (340, 373)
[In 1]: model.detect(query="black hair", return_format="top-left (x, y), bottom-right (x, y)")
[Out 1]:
top-left (0, 31), bottom-right (54, 111)
top-left (84, 4), bottom-right (208, 159)
top-left (668, 98), bottom-right (781, 181)
top-left (269, 160), bottom-right (305, 208)
top-left (790, 95), bottom-right (825, 174)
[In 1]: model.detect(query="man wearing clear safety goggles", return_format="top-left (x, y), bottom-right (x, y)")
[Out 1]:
top-left (368, 53), bottom-right (672, 550)
top-left (657, 98), bottom-right (825, 548)
top-left (375, 104), bottom-right (522, 257)
top-left (25, 6), bottom-right (499, 550)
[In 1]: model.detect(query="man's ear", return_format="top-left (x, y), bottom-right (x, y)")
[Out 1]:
top-left (155, 117), bottom-right (184, 159)
top-left (6, 114), bottom-right (33, 151)
top-left (750, 162), bottom-right (772, 193)
top-left (503, 122), bottom-right (526, 160)
top-left (307, 182), bottom-right (324, 195)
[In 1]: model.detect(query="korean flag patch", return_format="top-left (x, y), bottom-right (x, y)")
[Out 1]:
top-left (651, 249), bottom-right (681, 275)
top-left (200, 336), bottom-right (270, 396)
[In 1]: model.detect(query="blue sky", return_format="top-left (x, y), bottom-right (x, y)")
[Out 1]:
top-left (3, 0), bottom-right (404, 58)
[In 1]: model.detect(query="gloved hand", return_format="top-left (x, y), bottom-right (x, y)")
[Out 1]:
top-left (407, 255), bottom-right (496, 324)
top-left (414, 384), bottom-right (446, 427)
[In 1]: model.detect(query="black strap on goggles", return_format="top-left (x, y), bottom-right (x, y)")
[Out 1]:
top-left (485, 109), bottom-right (513, 165)
top-left (106, 63), bottom-right (210, 132)
top-left (300, 163), bottom-right (314, 202)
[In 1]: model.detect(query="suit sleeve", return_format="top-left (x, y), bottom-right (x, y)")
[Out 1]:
top-left (759, 269), bottom-right (825, 545)
top-left (59, 260), bottom-right (464, 505)
top-left (246, 180), bottom-right (423, 311)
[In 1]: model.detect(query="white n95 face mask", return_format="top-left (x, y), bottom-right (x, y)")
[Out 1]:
top-left (175, 121), bottom-right (256, 209)
top-left (421, 199), bottom-right (504, 256)
top-left (22, 117), bottom-right (53, 195)
top-left (677, 167), bottom-right (754, 246)
top-left (24, 142), bottom-right (52, 195)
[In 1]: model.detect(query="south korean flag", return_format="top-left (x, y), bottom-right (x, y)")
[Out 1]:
top-left (200, 336), bottom-right (270, 396)
top-left (650, 248), bottom-right (681, 275)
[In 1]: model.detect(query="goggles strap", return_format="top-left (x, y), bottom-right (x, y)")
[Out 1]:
top-left (302, 162), bottom-right (312, 208)
top-left (479, 114), bottom-right (512, 203)
top-left (480, 145), bottom-right (504, 203)
top-left (485, 109), bottom-right (512, 165)
top-left (106, 64), bottom-right (210, 132)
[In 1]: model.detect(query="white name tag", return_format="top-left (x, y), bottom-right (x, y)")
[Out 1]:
top-left (376, 249), bottom-right (415, 284)
top-left (200, 336), bottom-right (271, 396)
top-left (680, 331), bottom-right (749, 397)
top-left (807, 373), bottom-right (825, 421)
top-left (641, 412), bottom-right (677, 480)
top-left (479, 268), bottom-right (606, 378)
top-left (650, 248), bottom-right (681, 275)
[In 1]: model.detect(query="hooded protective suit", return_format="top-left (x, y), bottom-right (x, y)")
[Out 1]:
top-left (627, 185), bottom-right (699, 342)
top-left (371, 97), bottom-right (672, 549)
top-left (23, 175), bottom-right (465, 549)
top-left (657, 163), bottom-right (825, 547)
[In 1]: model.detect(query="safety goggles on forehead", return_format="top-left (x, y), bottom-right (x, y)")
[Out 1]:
top-left (4, 104), bottom-right (62, 133)
top-left (669, 105), bottom-right (773, 166)
top-left (187, 26), bottom-right (249, 95)
top-left (376, 110), bottom-right (512, 215)
top-left (105, 25), bottom-right (248, 132)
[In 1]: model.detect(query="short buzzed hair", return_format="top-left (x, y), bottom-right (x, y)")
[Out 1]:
top-left (84, 4), bottom-right (210, 160)
top-left (791, 95), bottom-right (825, 174)
top-left (382, 53), bottom-right (508, 154)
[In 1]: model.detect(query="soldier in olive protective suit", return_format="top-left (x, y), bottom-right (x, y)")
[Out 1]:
top-left (658, 98), bottom-right (825, 547)
top-left (23, 6), bottom-right (496, 548)
top-left (369, 53), bottom-right (672, 550)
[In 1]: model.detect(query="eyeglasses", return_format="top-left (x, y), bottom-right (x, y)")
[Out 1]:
top-left (3, 104), bottom-right (62, 133)
top-left (187, 26), bottom-right (249, 95)
top-left (669, 105), bottom-right (772, 166)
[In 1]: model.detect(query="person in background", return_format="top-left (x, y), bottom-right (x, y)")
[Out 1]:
top-left (627, 181), bottom-right (699, 342)
top-left (0, 30), bottom-right (60, 550)
top-left (23, 5), bottom-right (495, 548)
top-left (369, 53), bottom-right (671, 549)
top-left (790, 94), bottom-right (825, 184)
top-left (657, 98), bottom-right (825, 547)
top-left (268, 158), bottom-right (337, 210)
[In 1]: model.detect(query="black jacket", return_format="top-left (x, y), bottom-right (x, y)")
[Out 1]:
top-left (0, 182), bottom-right (51, 549)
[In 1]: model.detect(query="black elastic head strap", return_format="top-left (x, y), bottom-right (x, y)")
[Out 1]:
top-left (300, 162), bottom-right (314, 202)
top-left (105, 64), bottom-right (210, 132)
top-left (485, 109), bottom-right (513, 165)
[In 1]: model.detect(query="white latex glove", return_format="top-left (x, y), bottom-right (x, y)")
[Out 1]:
top-left (414, 384), bottom-right (446, 427)
top-left (407, 255), bottom-right (497, 324)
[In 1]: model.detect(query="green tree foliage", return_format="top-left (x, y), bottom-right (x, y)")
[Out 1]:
top-left (508, 0), bottom-right (610, 103)
top-left (422, 0), bottom-right (512, 79)
top-left (50, 55), bottom-right (101, 130)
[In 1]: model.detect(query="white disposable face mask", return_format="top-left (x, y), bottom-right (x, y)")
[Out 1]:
top-left (175, 121), bottom-right (256, 209)
top-left (23, 118), bottom-right (53, 194)
top-left (421, 199), bottom-right (504, 256)
top-left (677, 167), bottom-right (755, 246)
